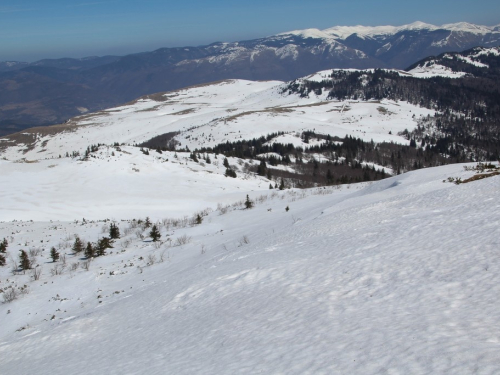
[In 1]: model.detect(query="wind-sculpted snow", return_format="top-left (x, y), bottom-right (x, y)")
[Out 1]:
top-left (0, 163), bottom-right (499, 374)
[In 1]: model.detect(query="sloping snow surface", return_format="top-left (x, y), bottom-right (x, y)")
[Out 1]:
top-left (1, 163), bottom-right (499, 374)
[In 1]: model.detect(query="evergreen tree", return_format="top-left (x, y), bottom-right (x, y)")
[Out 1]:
top-left (267, 169), bottom-right (272, 180)
top-left (109, 223), bottom-right (120, 239)
top-left (50, 247), bottom-right (59, 262)
top-left (0, 238), bottom-right (7, 253)
top-left (72, 237), bottom-right (84, 254)
top-left (245, 195), bottom-right (253, 209)
top-left (269, 183), bottom-right (273, 189)
top-left (196, 214), bottom-right (203, 225)
top-left (144, 217), bottom-right (152, 228)
top-left (96, 237), bottom-right (112, 257)
top-left (0, 253), bottom-right (5, 266)
top-left (19, 250), bottom-right (31, 271)
top-left (225, 168), bottom-right (237, 178)
top-left (257, 160), bottom-right (267, 176)
top-left (326, 169), bottom-right (333, 184)
top-left (150, 225), bottom-right (161, 242)
top-left (286, 205), bottom-right (290, 212)
top-left (279, 178), bottom-right (285, 190)
top-left (85, 242), bottom-right (95, 259)
top-left (223, 158), bottom-right (230, 168)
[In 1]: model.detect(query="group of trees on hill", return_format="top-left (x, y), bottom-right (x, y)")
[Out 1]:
top-left (131, 57), bottom-right (499, 187)
top-left (285, 67), bottom-right (500, 162)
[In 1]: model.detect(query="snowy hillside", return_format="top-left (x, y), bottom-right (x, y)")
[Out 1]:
top-left (407, 46), bottom-right (500, 78)
top-left (0, 74), bottom-right (438, 221)
top-left (0, 162), bottom-right (499, 374)
top-left (1, 64), bottom-right (499, 373)
top-left (0, 78), bottom-right (432, 161)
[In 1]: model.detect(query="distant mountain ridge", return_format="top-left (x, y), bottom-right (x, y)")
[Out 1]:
top-left (1, 21), bottom-right (499, 136)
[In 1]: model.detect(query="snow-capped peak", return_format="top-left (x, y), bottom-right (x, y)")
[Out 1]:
top-left (399, 21), bottom-right (437, 31)
top-left (279, 21), bottom-right (498, 42)
top-left (440, 22), bottom-right (493, 34)
top-left (276, 28), bottom-right (335, 40)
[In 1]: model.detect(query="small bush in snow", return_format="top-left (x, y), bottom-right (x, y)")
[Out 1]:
top-left (2, 287), bottom-right (17, 303)
top-left (175, 234), bottom-right (191, 246)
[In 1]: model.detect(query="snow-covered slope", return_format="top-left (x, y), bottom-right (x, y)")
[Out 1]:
top-left (0, 78), bottom-right (433, 162)
top-left (0, 163), bottom-right (499, 374)
top-left (407, 46), bottom-right (500, 78)
top-left (0, 74), bottom-right (436, 221)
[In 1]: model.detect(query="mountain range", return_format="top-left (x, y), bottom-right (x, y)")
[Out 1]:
top-left (1, 21), bottom-right (499, 136)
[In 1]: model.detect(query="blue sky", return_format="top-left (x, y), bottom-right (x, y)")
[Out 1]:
top-left (2, 0), bottom-right (499, 62)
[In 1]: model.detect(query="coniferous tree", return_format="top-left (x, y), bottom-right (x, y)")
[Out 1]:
top-left (72, 237), bottom-right (84, 254)
top-left (196, 214), bottom-right (203, 225)
top-left (245, 195), bottom-right (253, 209)
top-left (144, 217), bottom-right (152, 229)
top-left (279, 178), bottom-right (285, 190)
top-left (257, 160), bottom-right (267, 176)
top-left (225, 168), bottom-right (237, 178)
top-left (326, 169), bottom-right (333, 184)
top-left (109, 223), bottom-right (120, 239)
top-left (85, 242), bottom-right (95, 259)
top-left (223, 158), bottom-right (230, 168)
top-left (0, 238), bottom-right (7, 253)
top-left (0, 239), bottom-right (6, 266)
top-left (96, 237), bottom-right (112, 257)
top-left (149, 225), bottom-right (161, 242)
top-left (19, 250), bottom-right (31, 271)
top-left (50, 247), bottom-right (60, 262)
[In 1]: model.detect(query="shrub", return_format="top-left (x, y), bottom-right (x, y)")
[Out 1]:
top-left (225, 168), bottom-right (237, 178)
top-left (2, 288), bottom-right (17, 303)
top-left (175, 234), bottom-right (191, 246)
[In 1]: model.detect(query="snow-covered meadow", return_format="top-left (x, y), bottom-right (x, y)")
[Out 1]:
top-left (0, 162), bottom-right (499, 374)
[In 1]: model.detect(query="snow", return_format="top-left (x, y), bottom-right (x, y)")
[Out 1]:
top-left (283, 21), bottom-right (500, 41)
top-left (275, 44), bottom-right (300, 60)
top-left (455, 55), bottom-right (489, 68)
top-left (441, 22), bottom-right (494, 34)
top-left (0, 148), bottom-right (269, 222)
top-left (0, 65), bottom-right (499, 373)
top-left (0, 163), bottom-right (499, 374)
top-left (407, 61), bottom-right (468, 78)
top-left (276, 28), bottom-right (334, 40)
top-left (471, 47), bottom-right (500, 58)
top-left (0, 78), bottom-right (433, 162)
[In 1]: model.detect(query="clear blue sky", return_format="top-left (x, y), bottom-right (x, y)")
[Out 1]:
top-left (2, 0), bottom-right (499, 62)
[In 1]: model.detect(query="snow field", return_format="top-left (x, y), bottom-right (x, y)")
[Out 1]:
top-left (0, 163), bottom-right (499, 374)
top-left (0, 147), bottom-right (269, 222)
